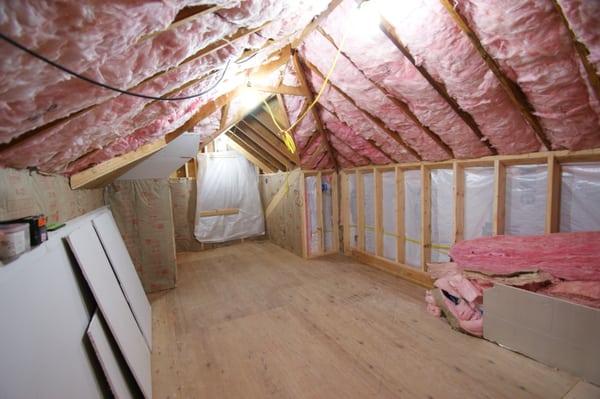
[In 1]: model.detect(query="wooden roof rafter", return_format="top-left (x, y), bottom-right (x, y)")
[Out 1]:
top-left (230, 125), bottom-right (288, 171)
top-left (291, 51), bottom-right (339, 170)
top-left (237, 119), bottom-right (296, 168)
top-left (303, 58), bottom-right (422, 162)
top-left (438, 0), bottom-right (552, 150)
top-left (376, 17), bottom-right (497, 155)
top-left (226, 132), bottom-right (277, 173)
top-left (316, 27), bottom-right (454, 159)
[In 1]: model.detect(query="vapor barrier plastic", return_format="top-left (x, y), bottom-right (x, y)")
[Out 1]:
top-left (404, 170), bottom-right (421, 267)
top-left (431, 169), bottom-right (453, 262)
top-left (382, 170), bottom-right (397, 261)
top-left (464, 167), bottom-right (494, 240)
top-left (505, 164), bottom-right (547, 236)
top-left (363, 172), bottom-right (375, 254)
top-left (560, 162), bottom-right (600, 232)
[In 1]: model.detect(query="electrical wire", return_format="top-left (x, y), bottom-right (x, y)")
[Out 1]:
top-left (0, 31), bottom-right (232, 101)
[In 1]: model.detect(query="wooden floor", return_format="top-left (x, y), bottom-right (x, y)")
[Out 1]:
top-left (150, 241), bottom-right (583, 399)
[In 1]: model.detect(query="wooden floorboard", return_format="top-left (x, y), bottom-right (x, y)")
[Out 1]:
top-left (151, 241), bottom-right (580, 399)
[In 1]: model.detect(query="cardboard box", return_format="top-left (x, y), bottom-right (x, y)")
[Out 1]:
top-left (484, 284), bottom-right (600, 385)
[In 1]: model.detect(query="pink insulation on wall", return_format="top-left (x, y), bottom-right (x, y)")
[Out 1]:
top-left (378, 0), bottom-right (542, 154)
top-left (449, 232), bottom-right (600, 281)
top-left (300, 31), bottom-right (450, 162)
top-left (320, 0), bottom-right (491, 159)
top-left (456, 0), bottom-right (600, 150)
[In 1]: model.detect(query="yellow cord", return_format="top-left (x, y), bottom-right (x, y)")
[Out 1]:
top-left (260, 20), bottom-right (350, 154)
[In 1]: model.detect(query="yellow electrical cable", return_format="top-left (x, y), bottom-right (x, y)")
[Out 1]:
top-left (261, 15), bottom-right (350, 154)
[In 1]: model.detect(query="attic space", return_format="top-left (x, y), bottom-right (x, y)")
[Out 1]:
top-left (1, 0), bottom-right (600, 398)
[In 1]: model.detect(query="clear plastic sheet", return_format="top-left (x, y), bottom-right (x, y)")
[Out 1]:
top-left (464, 167), bottom-right (494, 240)
top-left (194, 151), bottom-right (264, 243)
top-left (305, 175), bottom-right (320, 255)
top-left (382, 170), bottom-right (397, 261)
top-left (363, 172), bottom-right (375, 254)
top-left (505, 164), bottom-right (547, 236)
top-left (322, 175), bottom-right (334, 252)
top-left (348, 174), bottom-right (358, 248)
top-left (560, 162), bottom-right (600, 232)
top-left (404, 170), bottom-right (421, 267)
top-left (431, 169), bottom-right (453, 262)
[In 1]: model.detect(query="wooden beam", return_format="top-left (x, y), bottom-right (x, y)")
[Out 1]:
top-left (316, 171), bottom-right (325, 254)
top-left (340, 171), bottom-right (351, 253)
top-left (303, 59), bottom-right (422, 161)
top-left (198, 208), bottom-right (239, 217)
top-left (232, 126), bottom-right (287, 171)
top-left (299, 171), bottom-right (309, 258)
top-left (551, 0), bottom-right (600, 104)
top-left (240, 119), bottom-right (298, 165)
top-left (438, 0), bottom-right (552, 150)
top-left (219, 103), bottom-right (230, 130)
top-left (292, 52), bottom-right (339, 169)
top-left (493, 159), bottom-right (506, 235)
top-left (136, 5), bottom-right (224, 43)
top-left (356, 170), bottom-right (365, 251)
top-left (317, 27), bottom-right (454, 159)
top-left (331, 172), bottom-right (340, 253)
top-left (452, 161), bottom-right (465, 243)
top-left (420, 165), bottom-right (431, 271)
top-left (236, 121), bottom-right (294, 170)
top-left (304, 140), bottom-right (328, 169)
top-left (291, 0), bottom-right (344, 48)
top-left (378, 17), bottom-right (496, 155)
top-left (395, 167), bottom-right (405, 264)
top-left (351, 249), bottom-right (434, 288)
top-left (545, 154), bottom-right (562, 234)
top-left (248, 84), bottom-right (306, 96)
top-left (70, 138), bottom-right (166, 189)
top-left (226, 133), bottom-right (276, 173)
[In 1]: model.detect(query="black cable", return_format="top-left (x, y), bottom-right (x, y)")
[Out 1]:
top-left (0, 31), bottom-right (231, 101)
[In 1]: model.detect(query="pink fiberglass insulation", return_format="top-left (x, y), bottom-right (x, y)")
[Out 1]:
top-left (328, 134), bottom-right (370, 167)
top-left (300, 31), bottom-right (449, 161)
top-left (539, 281), bottom-right (600, 308)
top-left (320, 0), bottom-right (491, 159)
top-left (449, 232), bottom-right (600, 281)
top-left (309, 71), bottom-right (417, 164)
top-left (457, 0), bottom-right (600, 150)
top-left (282, 94), bottom-right (317, 152)
top-left (319, 108), bottom-right (390, 165)
top-left (557, 0), bottom-right (600, 80)
top-left (0, 1), bottom-right (241, 142)
top-left (378, 0), bottom-right (541, 154)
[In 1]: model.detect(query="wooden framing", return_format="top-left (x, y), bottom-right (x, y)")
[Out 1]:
top-left (198, 208), bottom-right (239, 217)
top-left (226, 133), bottom-right (276, 173)
top-left (338, 148), bottom-right (600, 287)
top-left (236, 121), bottom-right (294, 170)
top-left (438, 0), bottom-right (552, 150)
top-left (230, 127), bottom-right (286, 171)
top-left (249, 84), bottom-right (306, 97)
top-left (240, 119), bottom-right (297, 166)
top-left (374, 169), bottom-right (384, 257)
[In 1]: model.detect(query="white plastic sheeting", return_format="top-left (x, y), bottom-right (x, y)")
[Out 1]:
top-left (430, 169), bottom-right (453, 262)
top-left (194, 151), bottom-right (264, 243)
top-left (505, 164), bottom-right (547, 236)
top-left (363, 172), bottom-right (375, 254)
top-left (464, 167), bottom-right (494, 240)
top-left (560, 163), bottom-right (600, 232)
top-left (323, 175), bottom-right (334, 252)
top-left (381, 170), bottom-right (397, 261)
top-left (348, 174), bottom-right (358, 248)
top-left (404, 170), bottom-right (421, 267)
top-left (305, 175), bottom-right (320, 255)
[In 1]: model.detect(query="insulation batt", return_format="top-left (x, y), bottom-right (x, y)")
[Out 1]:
top-left (320, 0), bottom-right (491, 159)
top-left (309, 72), bottom-right (416, 164)
top-left (378, 0), bottom-right (541, 154)
top-left (558, 0), bottom-right (600, 74)
top-left (456, 0), bottom-right (600, 150)
top-left (539, 281), bottom-right (600, 309)
top-left (300, 31), bottom-right (449, 161)
top-left (449, 232), bottom-right (600, 281)
top-left (0, 1), bottom-right (240, 142)
top-left (280, 65), bottom-right (317, 152)
top-left (0, 0), bottom-right (330, 172)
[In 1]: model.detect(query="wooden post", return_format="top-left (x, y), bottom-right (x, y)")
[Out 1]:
top-left (374, 168), bottom-right (384, 257)
top-left (493, 159), bottom-right (506, 235)
top-left (331, 172), bottom-right (340, 253)
top-left (545, 154), bottom-right (562, 234)
top-left (420, 165), bottom-right (431, 271)
top-left (316, 171), bottom-right (325, 255)
top-left (299, 171), bottom-right (309, 258)
top-left (357, 170), bottom-right (365, 252)
top-left (396, 167), bottom-right (405, 264)
top-left (452, 161), bottom-right (465, 243)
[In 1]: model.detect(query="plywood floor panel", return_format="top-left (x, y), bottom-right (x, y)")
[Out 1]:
top-left (151, 242), bottom-right (581, 399)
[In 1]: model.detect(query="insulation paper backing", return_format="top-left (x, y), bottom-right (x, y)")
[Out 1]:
top-left (363, 172), bottom-right (375, 254)
top-left (464, 167), bottom-right (494, 240)
top-left (381, 170), bottom-right (397, 261)
top-left (430, 169), bottom-right (453, 262)
top-left (348, 173), bottom-right (358, 248)
top-left (505, 164), bottom-right (547, 236)
top-left (560, 163), bottom-right (600, 232)
top-left (404, 170), bottom-right (421, 267)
